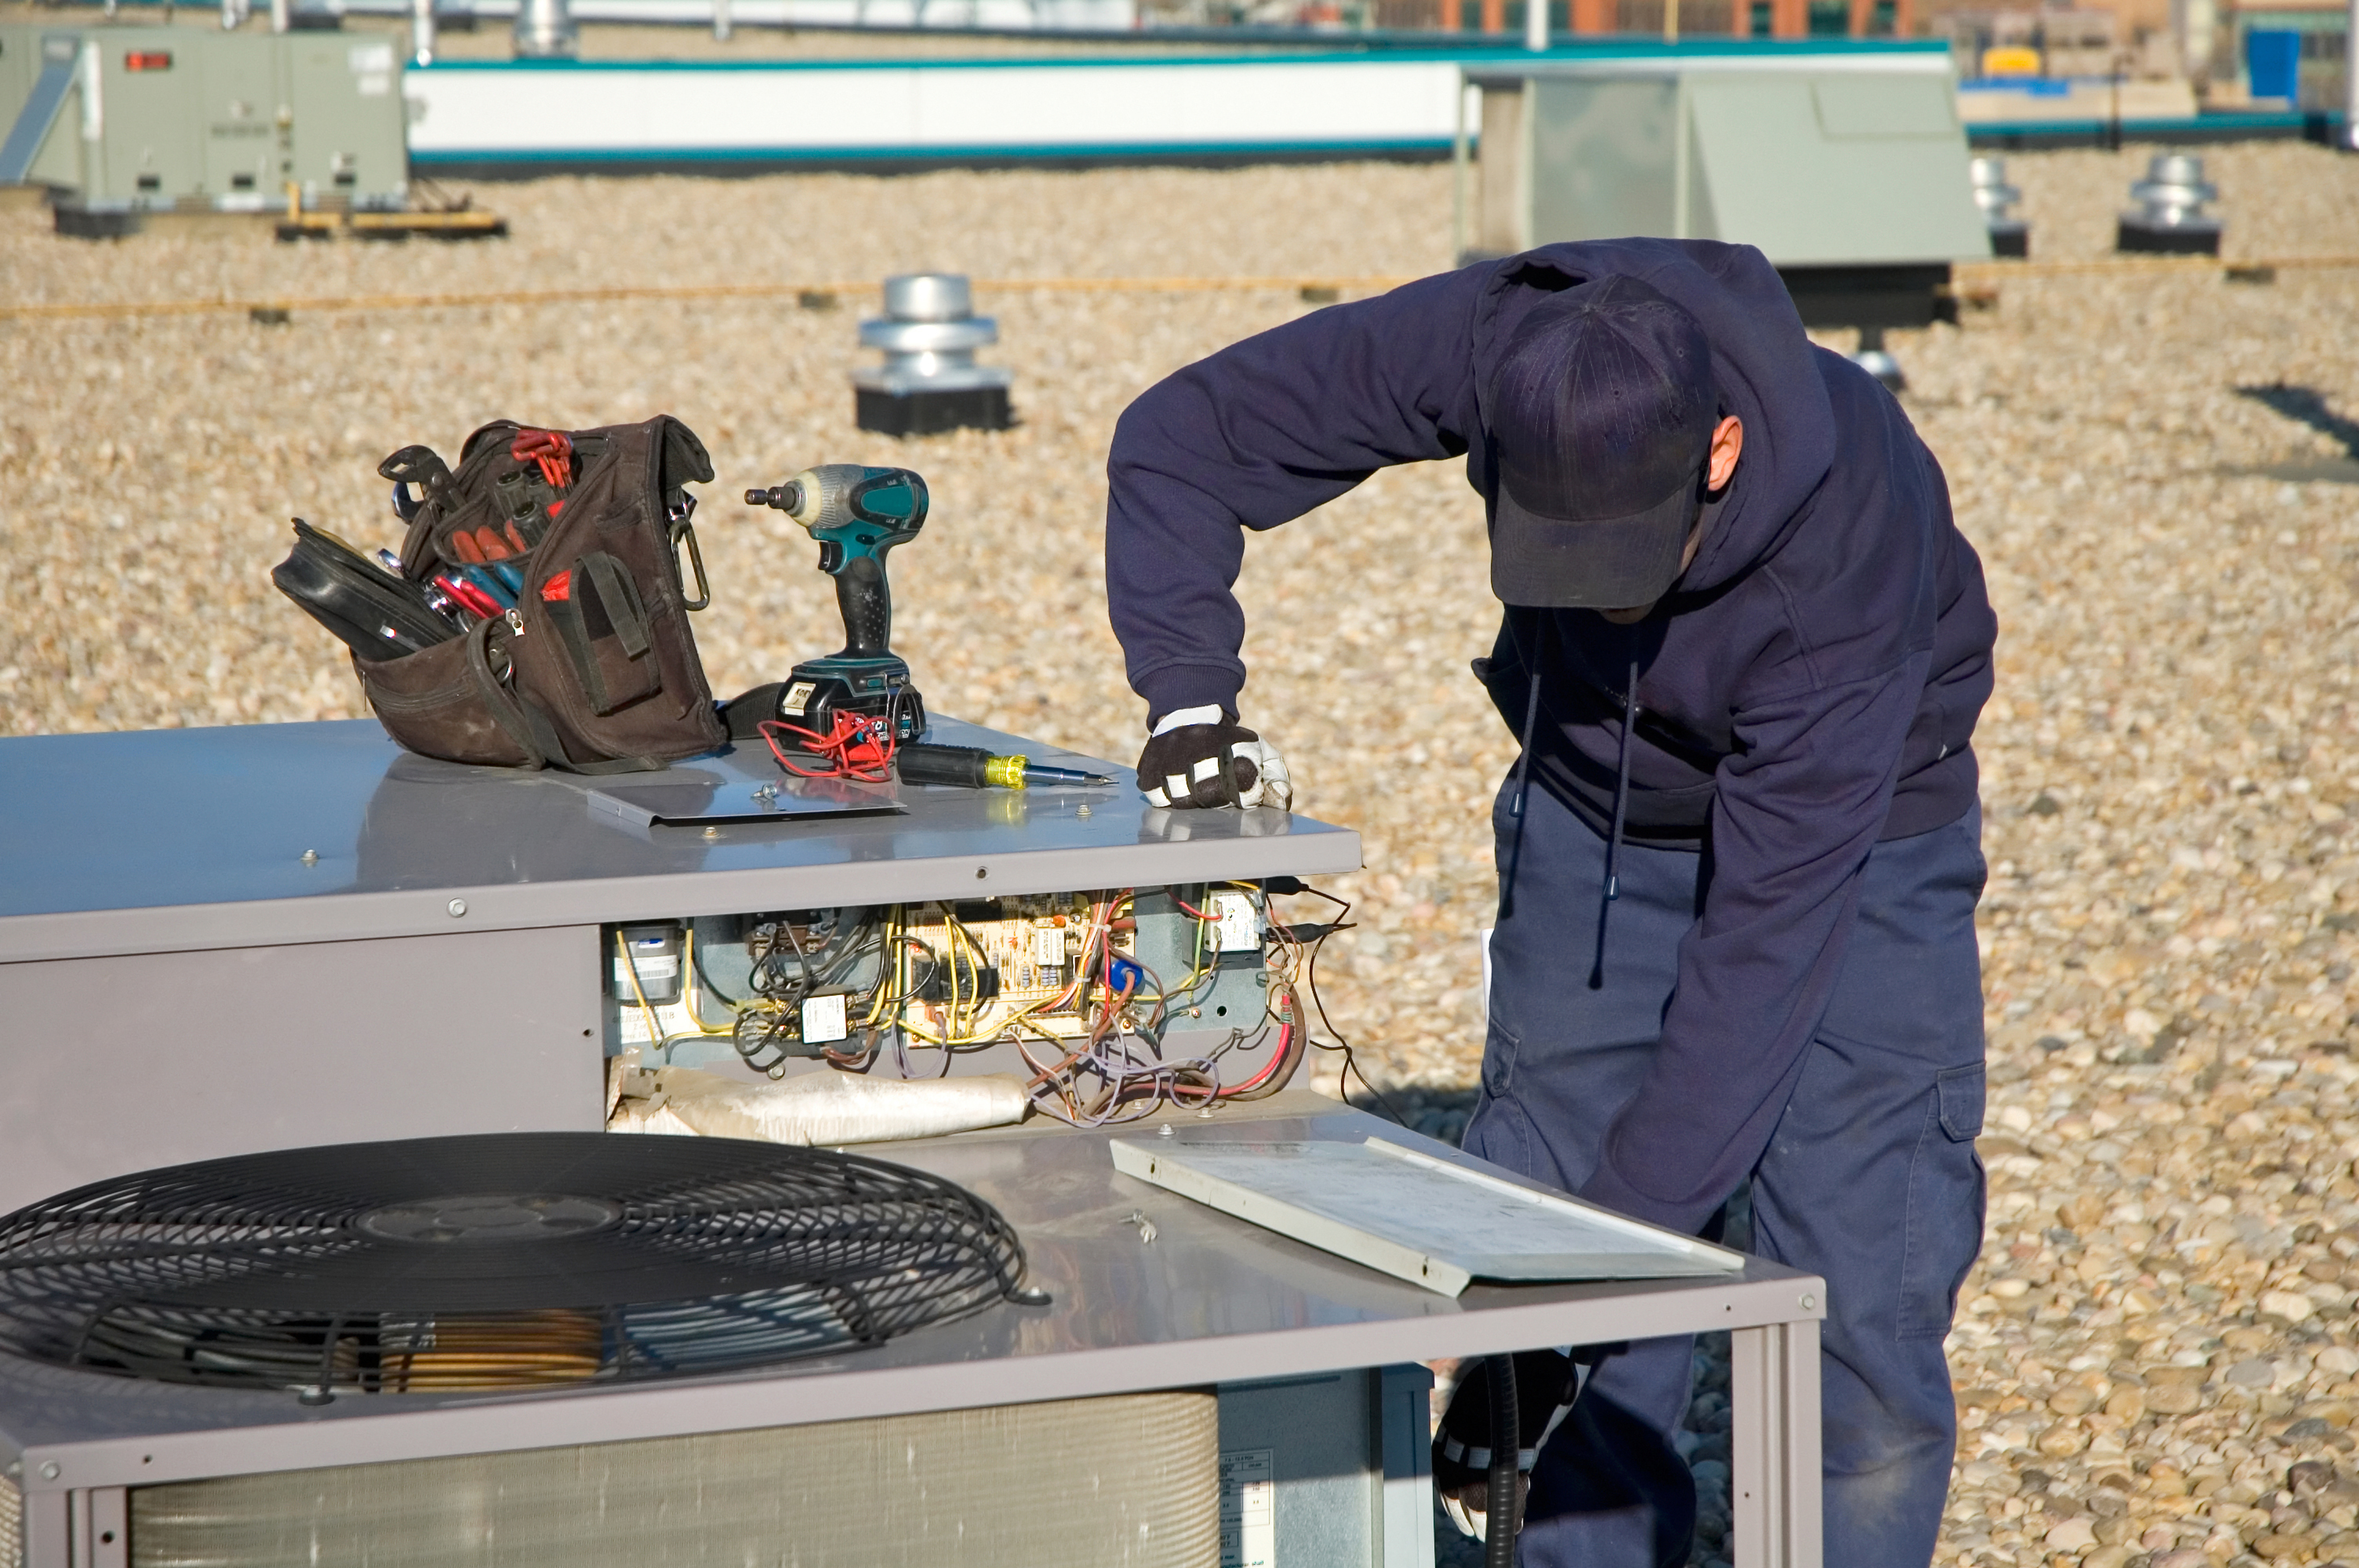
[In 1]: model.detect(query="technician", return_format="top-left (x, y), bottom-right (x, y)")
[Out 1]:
top-left (1102, 239), bottom-right (1996, 1568)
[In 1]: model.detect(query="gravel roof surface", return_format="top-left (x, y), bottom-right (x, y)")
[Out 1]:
top-left (7, 143), bottom-right (2359, 1567)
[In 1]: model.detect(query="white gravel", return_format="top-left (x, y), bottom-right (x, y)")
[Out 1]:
top-left (11, 143), bottom-right (2359, 1567)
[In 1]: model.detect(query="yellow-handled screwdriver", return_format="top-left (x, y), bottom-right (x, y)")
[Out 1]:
top-left (896, 743), bottom-right (1110, 789)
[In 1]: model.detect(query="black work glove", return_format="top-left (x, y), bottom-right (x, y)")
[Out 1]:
top-left (1136, 720), bottom-right (1292, 810)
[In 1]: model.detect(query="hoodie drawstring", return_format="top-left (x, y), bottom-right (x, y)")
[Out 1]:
top-left (1587, 658), bottom-right (1639, 991)
top-left (1500, 614), bottom-right (1547, 922)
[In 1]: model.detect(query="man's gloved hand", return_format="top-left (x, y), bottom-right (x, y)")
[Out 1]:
top-left (1137, 706), bottom-right (1292, 810)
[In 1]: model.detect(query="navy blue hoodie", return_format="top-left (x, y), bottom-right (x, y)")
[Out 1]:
top-left (1104, 238), bottom-right (1995, 1231)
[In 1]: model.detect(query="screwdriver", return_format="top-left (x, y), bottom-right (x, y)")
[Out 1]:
top-left (895, 742), bottom-right (1112, 790)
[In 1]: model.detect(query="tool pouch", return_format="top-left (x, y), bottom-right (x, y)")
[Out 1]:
top-left (348, 415), bottom-right (726, 773)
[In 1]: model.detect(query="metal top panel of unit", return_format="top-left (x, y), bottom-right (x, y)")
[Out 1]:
top-left (0, 1096), bottom-right (1823, 1491)
top-left (0, 717), bottom-right (1359, 965)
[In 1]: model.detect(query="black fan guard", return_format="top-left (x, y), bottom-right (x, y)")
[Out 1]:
top-left (0, 1132), bottom-right (1034, 1399)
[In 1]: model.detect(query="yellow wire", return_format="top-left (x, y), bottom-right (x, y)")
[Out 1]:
top-left (674, 926), bottom-right (740, 1039)
top-left (614, 930), bottom-right (665, 1054)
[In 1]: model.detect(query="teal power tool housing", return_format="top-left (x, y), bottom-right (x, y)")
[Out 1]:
top-left (747, 464), bottom-right (930, 744)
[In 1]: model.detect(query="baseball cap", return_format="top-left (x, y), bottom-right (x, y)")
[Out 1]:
top-left (1487, 276), bottom-right (1719, 609)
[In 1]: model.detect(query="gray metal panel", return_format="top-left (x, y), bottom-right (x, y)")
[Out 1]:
top-left (0, 719), bottom-right (1359, 964)
top-left (1217, 1371), bottom-right (1374, 1566)
top-left (1686, 73), bottom-right (1990, 267)
top-left (1528, 77), bottom-right (1677, 246)
top-left (0, 924), bottom-right (601, 1216)
top-left (192, 33), bottom-right (278, 198)
top-left (284, 34), bottom-right (405, 200)
top-left (0, 1099), bottom-right (1824, 1495)
top-left (0, 34), bottom-right (76, 185)
top-left (1376, 1364), bottom-right (1436, 1568)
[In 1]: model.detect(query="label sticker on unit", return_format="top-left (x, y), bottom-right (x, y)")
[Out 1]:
top-left (616, 999), bottom-right (696, 1047)
top-left (349, 42), bottom-right (394, 71)
top-left (1211, 892), bottom-right (1260, 954)
top-left (1218, 1448), bottom-right (1275, 1568)
top-left (779, 680), bottom-right (818, 717)
top-left (613, 953), bottom-right (681, 989)
top-left (800, 993), bottom-right (849, 1045)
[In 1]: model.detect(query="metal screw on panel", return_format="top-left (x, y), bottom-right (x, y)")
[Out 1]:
top-left (1800, 1292), bottom-right (1817, 1310)
top-left (1158, 1123), bottom-right (1175, 1138)
top-left (446, 898), bottom-right (467, 918)
top-left (300, 849), bottom-right (318, 865)
top-left (39, 1461), bottom-right (59, 1480)
top-left (703, 827), bottom-right (719, 840)
top-left (1076, 804), bottom-right (1092, 819)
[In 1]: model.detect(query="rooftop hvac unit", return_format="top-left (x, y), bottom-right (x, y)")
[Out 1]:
top-left (0, 715), bottom-right (1829, 1568)
top-left (0, 25), bottom-right (407, 226)
top-left (1456, 49), bottom-right (1991, 335)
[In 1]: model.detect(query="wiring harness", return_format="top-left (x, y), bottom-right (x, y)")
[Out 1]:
top-left (609, 881), bottom-right (1399, 1125)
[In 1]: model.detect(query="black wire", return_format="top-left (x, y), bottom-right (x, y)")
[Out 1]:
top-left (1290, 887), bottom-right (1407, 1127)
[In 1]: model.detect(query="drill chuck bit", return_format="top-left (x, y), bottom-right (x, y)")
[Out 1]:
top-left (745, 481), bottom-right (805, 512)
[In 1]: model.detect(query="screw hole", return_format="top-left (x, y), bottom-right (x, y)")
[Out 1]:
top-left (975, 867), bottom-right (988, 879)
top-left (102, 1532), bottom-right (115, 1544)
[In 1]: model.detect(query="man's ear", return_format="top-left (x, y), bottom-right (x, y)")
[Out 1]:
top-left (1707, 416), bottom-right (1743, 493)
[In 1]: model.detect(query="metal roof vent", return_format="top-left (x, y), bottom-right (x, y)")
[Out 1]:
top-left (513, 0), bottom-right (579, 59)
top-left (854, 274), bottom-right (1015, 437)
top-left (2118, 154), bottom-right (2221, 256)
top-left (1970, 156), bottom-right (2028, 258)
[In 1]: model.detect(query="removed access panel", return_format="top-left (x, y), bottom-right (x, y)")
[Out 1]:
top-left (1112, 1136), bottom-right (1743, 1296)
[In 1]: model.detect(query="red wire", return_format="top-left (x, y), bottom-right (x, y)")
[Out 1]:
top-left (760, 715), bottom-right (896, 782)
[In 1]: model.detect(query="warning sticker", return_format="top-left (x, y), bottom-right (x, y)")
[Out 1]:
top-left (1218, 1447), bottom-right (1275, 1568)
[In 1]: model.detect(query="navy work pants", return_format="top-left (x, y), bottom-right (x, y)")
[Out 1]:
top-left (1462, 779), bottom-right (1988, 1568)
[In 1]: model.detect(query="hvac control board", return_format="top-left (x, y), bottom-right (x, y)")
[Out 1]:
top-left (0, 716), bottom-right (1361, 1215)
top-left (604, 883), bottom-right (1293, 1096)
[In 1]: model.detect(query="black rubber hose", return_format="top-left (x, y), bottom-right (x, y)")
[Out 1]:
top-left (1485, 1354), bottom-right (1521, 1568)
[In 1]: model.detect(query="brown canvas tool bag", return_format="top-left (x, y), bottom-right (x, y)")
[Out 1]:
top-left (342, 416), bottom-right (725, 773)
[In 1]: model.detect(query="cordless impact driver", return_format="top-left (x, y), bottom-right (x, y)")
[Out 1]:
top-left (739, 464), bottom-right (931, 746)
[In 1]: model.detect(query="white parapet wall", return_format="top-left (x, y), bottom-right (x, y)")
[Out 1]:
top-left (402, 51), bottom-right (1472, 165)
top-left (399, 40), bottom-right (1957, 169)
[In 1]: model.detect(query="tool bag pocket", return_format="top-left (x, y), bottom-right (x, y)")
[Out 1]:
top-left (543, 552), bottom-right (661, 717)
top-left (284, 415), bottom-right (726, 774)
top-left (350, 627), bottom-right (539, 768)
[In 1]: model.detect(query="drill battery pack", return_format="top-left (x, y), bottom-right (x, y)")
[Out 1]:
top-left (723, 672), bottom-right (927, 750)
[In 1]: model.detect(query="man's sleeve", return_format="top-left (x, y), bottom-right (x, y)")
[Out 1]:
top-left (1105, 267), bottom-right (1491, 723)
top-left (1576, 652), bottom-right (1932, 1236)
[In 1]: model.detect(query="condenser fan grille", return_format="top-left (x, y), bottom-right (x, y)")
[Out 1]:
top-left (0, 1133), bottom-right (1028, 1396)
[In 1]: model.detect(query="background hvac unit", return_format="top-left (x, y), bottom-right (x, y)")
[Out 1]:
top-left (1459, 56), bottom-right (1991, 330)
top-left (0, 25), bottom-right (407, 209)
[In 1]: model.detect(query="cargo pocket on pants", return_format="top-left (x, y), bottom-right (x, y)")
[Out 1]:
top-left (1898, 1062), bottom-right (1986, 1339)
